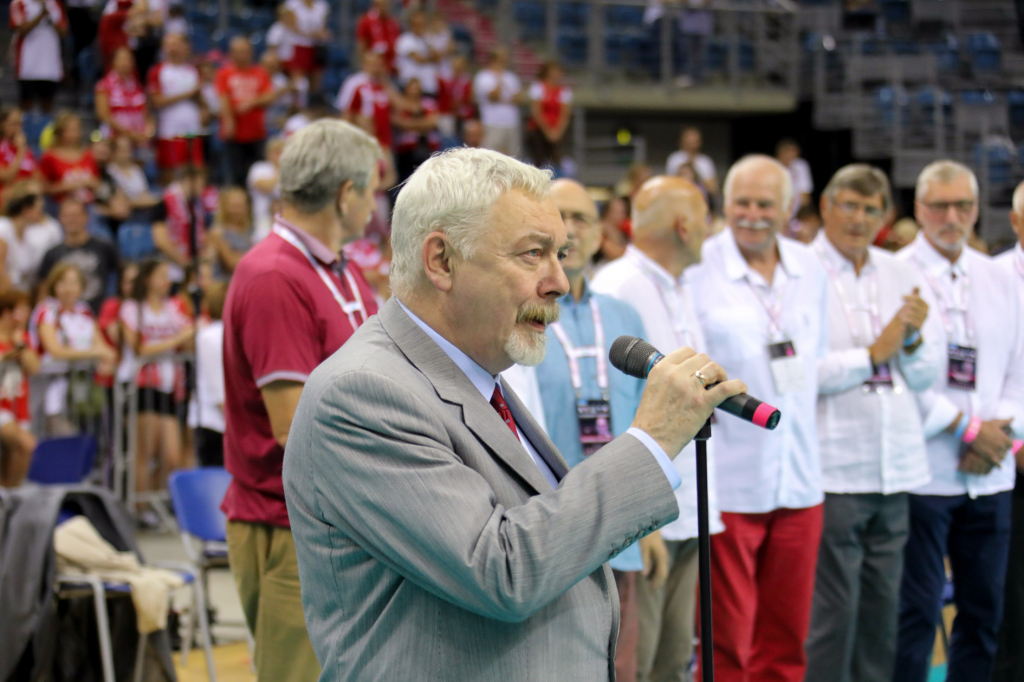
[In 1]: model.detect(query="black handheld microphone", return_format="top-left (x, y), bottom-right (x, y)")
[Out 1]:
top-left (609, 335), bottom-right (781, 430)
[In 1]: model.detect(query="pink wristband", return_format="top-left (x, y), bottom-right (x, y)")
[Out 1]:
top-left (962, 417), bottom-right (983, 445)
top-left (1013, 440), bottom-right (1023, 456)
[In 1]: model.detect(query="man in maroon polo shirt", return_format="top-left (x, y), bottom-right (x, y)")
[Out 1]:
top-left (221, 119), bottom-right (381, 682)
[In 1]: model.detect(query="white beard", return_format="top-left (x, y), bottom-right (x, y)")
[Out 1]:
top-left (504, 326), bottom-right (548, 366)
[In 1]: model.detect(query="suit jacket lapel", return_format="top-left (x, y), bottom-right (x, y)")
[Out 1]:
top-left (501, 378), bottom-right (569, 482)
top-left (379, 300), bottom-right (554, 495)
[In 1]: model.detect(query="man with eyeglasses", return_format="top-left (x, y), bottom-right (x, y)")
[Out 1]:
top-left (803, 165), bottom-right (938, 682)
top-left (894, 160), bottom-right (1024, 682)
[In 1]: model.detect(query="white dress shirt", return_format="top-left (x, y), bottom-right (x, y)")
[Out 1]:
top-left (813, 233), bottom-right (937, 494)
top-left (898, 235), bottom-right (1024, 498)
top-left (665, 151), bottom-right (716, 183)
top-left (592, 245), bottom-right (724, 540)
top-left (499, 364), bottom-right (548, 433)
top-left (689, 229), bottom-right (829, 513)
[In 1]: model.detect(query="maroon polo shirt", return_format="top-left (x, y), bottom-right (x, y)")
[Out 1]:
top-left (221, 217), bottom-right (379, 528)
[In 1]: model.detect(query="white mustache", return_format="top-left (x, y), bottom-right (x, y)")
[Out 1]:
top-left (735, 218), bottom-right (774, 231)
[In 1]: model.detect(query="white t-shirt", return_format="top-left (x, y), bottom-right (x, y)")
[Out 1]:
top-left (395, 32), bottom-right (438, 94)
top-left (473, 69), bottom-right (522, 128)
top-left (665, 150), bottom-right (716, 182)
top-left (425, 29), bottom-right (452, 79)
top-left (284, 0), bottom-right (329, 47)
top-left (194, 320), bottom-right (226, 432)
top-left (266, 21), bottom-right (298, 62)
top-left (247, 161), bottom-right (278, 243)
top-left (11, 0), bottom-right (66, 82)
top-left (788, 157), bottom-right (814, 196)
top-left (148, 61), bottom-right (202, 139)
top-left (119, 298), bottom-right (190, 393)
top-left (106, 163), bottom-right (149, 200)
top-left (0, 216), bottom-right (63, 290)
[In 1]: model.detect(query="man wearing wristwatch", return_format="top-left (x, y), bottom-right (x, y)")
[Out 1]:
top-left (895, 160), bottom-right (1024, 682)
top-left (804, 165), bottom-right (938, 682)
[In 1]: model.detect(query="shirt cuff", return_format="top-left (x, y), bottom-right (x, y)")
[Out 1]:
top-left (626, 427), bottom-right (682, 491)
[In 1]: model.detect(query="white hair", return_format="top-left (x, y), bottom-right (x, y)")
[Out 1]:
top-left (278, 119), bottom-right (381, 214)
top-left (390, 148), bottom-right (553, 298)
top-left (722, 154), bottom-right (794, 215)
top-left (1014, 181), bottom-right (1024, 214)
top-left (915, 160), bottom-right (978, 202)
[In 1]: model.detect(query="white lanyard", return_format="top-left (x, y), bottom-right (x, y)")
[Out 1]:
top-left (549, 298), bottom-right (609, 401)
top-left (634, 254), bottom-right (693, 348)
top-left (816, 243), bottom-right (882, 347)
top-left (915, 256), bottom-right (975, 345)
top-left (272, 220), bottom-right (368, 330)
top-left (746, 274), bottom-right (787, 342)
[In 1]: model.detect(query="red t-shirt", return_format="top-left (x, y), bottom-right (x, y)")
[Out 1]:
top-left (215, 64), bottom-right (273, 143)
top-left (95, 70), bottom-right (148, 137)
top-left (221, 221), bottom-right (379, 527)
top-left (0, 332), bottom-right (31, 424)
top-left (38, 149), bottom-right (99, 203)
top-left (0, 139), bottom-right (38, 193)
top-left (437, 74), bottom-right (474, 120)
top-left (394, 97), bottom-right (441, 154)
top-left (355, 9), bottom-right (400, 72)
top-left (97, 9), bottom-right (130, 70)
top-left (528, 81), bottom-right (572, 131)
top-left (336, 72), bottom-right (392, 148)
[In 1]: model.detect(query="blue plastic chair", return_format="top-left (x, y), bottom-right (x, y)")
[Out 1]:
top-left (27, 435), bottom-right (97, 485)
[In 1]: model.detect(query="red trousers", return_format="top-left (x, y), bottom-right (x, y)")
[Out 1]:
top-left (696, 505), bottom-right (824, 682)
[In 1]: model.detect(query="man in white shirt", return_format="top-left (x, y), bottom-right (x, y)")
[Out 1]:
top-left (146, 32), bottom-right (203, 184)
top-left (776, 139), bottom-right (813, 213)
top-left (894, 161), bottom-right (1024, 682)
top-left (994, 180), bottom-right (1024, 682)
top-left (665, 127), bottom-right (718, 202)
top-left (687, 155), bottom-right (829, 682)
top-left (472, 48), bottom-right (523, 157)
top-left (395, 11), bottom-right (438, 96)
top-left (804, 165), bottom-right (938, 682)
top-left (10, 0), bottom-right (67, 114)
top-left (0, 181), bottom-right (63, 292)
top-left (592, 176), bottom-right (720, 682)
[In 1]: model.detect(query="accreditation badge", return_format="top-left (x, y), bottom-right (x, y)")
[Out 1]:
top-left (948, 344), bottom-right (977, 390)
top-left (767, 340), bottom-right (805, 395)
top-left (577, 399), bottom-right (613, 456)
top-left (863, 361), bottom-right (894, 392)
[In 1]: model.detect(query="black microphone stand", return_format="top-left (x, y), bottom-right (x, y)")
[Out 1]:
top-left (696, 417), bottom-right (714, 682)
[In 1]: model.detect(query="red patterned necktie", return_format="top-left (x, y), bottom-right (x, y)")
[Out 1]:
top-left (490, 385), bottom-right (520, 441)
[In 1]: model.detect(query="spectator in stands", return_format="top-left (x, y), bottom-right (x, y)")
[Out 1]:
top-left (804, 164), bottom-right (936, 682)
top-left (356, 0), bottom-right (401, 74)
top-left (267, 5), bottom-right (300, 76)
top-left (425, 13), bottom-right (455, 81)
top-left (894, 161), bottom-right (1024, 682)
top-left (283, 0), bottom-right (330, 91)
top-left (221, 120), bottom-right (381, 682)
top-left (0, 289), bottom-right (39, 488)
top-left (95, 46), bottom-right (154, 144)
top-left (98, 261), bottom-right (137, 365)
top-left (127, 0), bottom-right (166, 85)
top-left (776, 138), bottom-right (813, 212)
top-left (788, 204), bottom-right (822, 244)
top-left (526, 61), bottom-right (572, 170)
top-left (0, 181), bottom-right (62, 291)
top-left (262, 49), bottom-right (304, 137)
top-left (147, 32), bottom-right (203, 186)
top-left (879, 216), bottom-right (919, 252)
top-left (39, 112), bottom-right (100, 204)
top-left (392, 78), bottom-right (440, 183)
top-left (462, 118), bottom-right (484, 148)
top-left (437, 54), bottom-right (474, 139)
top-left (283, 95), bottom-right (330, 138)
top-left (106, 136), bottom-right (160, 215)
top-left (0, 107), bottom-right (41, 193)
top-left (666, 126), bottom-right (718, 201)
top-left (194, 281), bottom-right (227, 467)
top-left (593, 195), bottom-right (630, 273)
top-left (207, 187), bottom-right (253, 280)
top-left (689, 155), bottom-right (828, 682)
top-left (37, 199), bottom-right (120, 313)
top-left (620, 163), bottom-right (653, 199)
top-left (473, 47), bottom-right (522, 157)
top-left (10, 0), bottom-right (68, 115)
top-left (217, 37), bottom-right (275, 186)
top-left (151, 168), bottom-right (209, 279)
top-left (65, 0), bottom-right (99, 87)
top-left (33, 263), bottom-right (118, 434)
top-left (337, 51), bottom-right (395, 151)
top-left (97, 0), bottom-right (133, 71)
top-left (248, 137), bottom-right (284, 243)
top-left (120, 258), bottom-right (194, 501)
top-left (396, 11), bottom-right (439, 97)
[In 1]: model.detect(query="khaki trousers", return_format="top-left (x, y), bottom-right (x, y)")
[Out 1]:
top-left (636, 538), bottom-right (700, 682)
top-left (226, 521), bottom-right (321, 682)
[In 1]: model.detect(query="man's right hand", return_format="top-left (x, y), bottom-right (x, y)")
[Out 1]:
top-left (969, 418), bottom-right (1014, 469)
top-left (631, 347), bottom-right (746, 456)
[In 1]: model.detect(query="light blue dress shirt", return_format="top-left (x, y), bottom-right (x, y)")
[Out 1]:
top-left (535, 287), bottom-right (655, 571)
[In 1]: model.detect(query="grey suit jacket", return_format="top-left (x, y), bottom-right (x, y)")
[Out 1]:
top-left (283, 299), bottom-right (680, 681)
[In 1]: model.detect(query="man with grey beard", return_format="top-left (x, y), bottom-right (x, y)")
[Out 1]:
top-left (688, 154), bottom-right (830, 682)
top-left (282, 148), bottom-right (747, 681)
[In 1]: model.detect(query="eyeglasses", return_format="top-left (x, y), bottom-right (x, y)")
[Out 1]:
top-left (560, 210), bottom-right (599, 228)
top-left (922, 200), bottom-right (976, 216)
top-left (835, 201), bottom-right (886, 220)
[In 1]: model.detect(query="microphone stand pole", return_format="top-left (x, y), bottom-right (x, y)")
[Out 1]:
top-left (696, 417), bottom-right (714, 682)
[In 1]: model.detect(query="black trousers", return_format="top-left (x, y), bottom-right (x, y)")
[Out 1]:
top-left (195, 427), bottom-right (224, 468)
top-left (993, 475), bottom-right (1024, 682)
top-left (225, 141), bottom-right (264, 187)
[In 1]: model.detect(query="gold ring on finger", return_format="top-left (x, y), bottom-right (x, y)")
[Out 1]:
top-left (694, 370), bottom-right (709, 389)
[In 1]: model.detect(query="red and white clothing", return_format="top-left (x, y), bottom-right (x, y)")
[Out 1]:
top-left (39, 150), bottom-right (99, 204)
top-left (336, 71), bottom-right (392, 148)
top-left (0, 333), bottom-right (32, 428)
top-left (215, 64), bottom-right (273, 143)
top-left (157, 182), bottom-right (209, 265)
top-left (30, 298), bottom-right (98, 416)
top-left (10, 0), bottom-right (67, 82)
top-left (283, 0), bottom-right (328, 73)
top-left (119, 297), bottom-right (190, 393)
top-left (437, 73), bottom-right (474, 121)
top-left (528, 81), bottom-right (572, 131)
top-left (96, 70), bottom-right (149, 138)
top-left (0, 139), bottom-right (39, 192)
top-left (356, 9), bottom-right (400, 72)
top-left (266, 21), bottom-right (299, 63)
top-left (394, 97), bottom-right (440, 154)
top-left (147, 61), bottom-right (202, 140)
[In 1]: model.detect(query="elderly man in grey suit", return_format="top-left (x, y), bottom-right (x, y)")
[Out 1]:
top-left (283, 148), bottom-right (746, 681)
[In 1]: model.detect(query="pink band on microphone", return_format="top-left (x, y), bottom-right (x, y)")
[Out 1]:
top-left (962, 417), bottom-right (983, 445)
top-left (752, 403), bottom-right (777, 429)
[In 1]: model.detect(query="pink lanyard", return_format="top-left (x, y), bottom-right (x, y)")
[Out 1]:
top-left (915, 256), bottom-right (975, 345)
top-left (746, 275), bottom-right (788, 342)
top-left (816, 243), bottom-right (882, 347)
top-left (549, 298), bottom-right (609, 401)
top-left (634, 254), bottom-right (693, 349)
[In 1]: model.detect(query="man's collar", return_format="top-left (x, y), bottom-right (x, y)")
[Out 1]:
top-left (913, 232), bottom-right (966, 276)
top-left (721, 227), bottom-right (802, 282)
top-left (396, 299), bottom-right (498, 401)
top-left (814, 230), bottom-right (873, 275)
top-left (274, 215), bottom-right (339, 266)
top-left (559, 278), bottom-right (591, 307)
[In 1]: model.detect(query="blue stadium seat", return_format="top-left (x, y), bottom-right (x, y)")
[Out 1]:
top-left (1009, 90), bottom-right (1024, 127)
top-left (514, 0), bottom-right (546, 36)
top-left (891, 40), bottom-right (920, 55)
top-left (27, 435), bottom-right (97, 485)
top-left (558, 2), bottom-right (588, 29)
top-left (557, 30), bottom-right (588, 66)
top-left (961, 89), bottom-right (996, 106)
top-left (927, 40), bottom-right (960, 72)
top-left (326, 44), bottom-right (349, 68)
top-left (974, 142), bottom-right (1014, 186)
top-left (966, 32), bottom-right (1001, 72)
top-left (606, 5), bottom-right (644, 28)
top-left (880, 0), bottom-right (910, 24)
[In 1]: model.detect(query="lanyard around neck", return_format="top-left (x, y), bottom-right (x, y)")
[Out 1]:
top-left (632, 251), bottom-right (693, 349)
top-left (815, 242), bottom-right (882, 347)
top-left (549, 298), bottom-right (610, 401)
top-left (914, 254), bottom-right (974, 344)
top-left (272, 221), bottom-right (367, 330)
